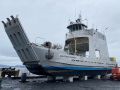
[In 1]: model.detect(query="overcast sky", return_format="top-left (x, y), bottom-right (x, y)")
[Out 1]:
top-left (0, 0), bottom-right (120, 66)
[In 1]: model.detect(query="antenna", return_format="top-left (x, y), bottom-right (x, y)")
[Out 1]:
top-left (79, 11), bottom-right (82, 20)
top-left (77, 11), bottom-right (82, 23)
top-left (75, 8), bottom-right (77, 18)
top-left (74, 1), bottom-right (78, 19)
top-left (85, 13), bottom-right (88, 26)
top-left (86, 19), bottom-right (88, 27)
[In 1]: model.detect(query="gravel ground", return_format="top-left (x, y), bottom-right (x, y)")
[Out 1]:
top-left (1, 78), bottom-right (120, 90)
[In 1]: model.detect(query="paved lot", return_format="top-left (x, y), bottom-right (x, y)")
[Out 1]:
top-left (1, 78), bottom-right (120, 90)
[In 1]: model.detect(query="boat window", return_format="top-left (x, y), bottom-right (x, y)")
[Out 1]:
top-left (64, 37), bottom-right (89, 56)
top-left (76, 25), bottom-right (78, 30)
top-left (69, 24), bottom-right (83, 32)
top-left (73, 26), bottom-right (75, 31)
top-left (78, 25), bottom-right (81, 30)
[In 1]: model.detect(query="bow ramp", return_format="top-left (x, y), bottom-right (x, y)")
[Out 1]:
top-left (2, 16), bottom-right (39, 64)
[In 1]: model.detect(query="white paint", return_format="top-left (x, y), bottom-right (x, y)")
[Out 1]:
top-left (84, 76), bottom-right (88, 80)
top-left (0, 71), bottom-right (2, 78)
top-left (68, 77), bottom-right (73, 82)
top-left (97, 75), bottom-right (101, 79)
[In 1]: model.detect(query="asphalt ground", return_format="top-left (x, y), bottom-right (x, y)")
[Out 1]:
top-left (1, 78), bottom-right (120, 90)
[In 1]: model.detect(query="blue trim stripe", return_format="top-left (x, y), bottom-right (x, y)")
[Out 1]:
top-left (43, 66), bottom-right (112, 71)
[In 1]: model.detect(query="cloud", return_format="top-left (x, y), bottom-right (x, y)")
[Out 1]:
top-left (0, 55), bottom-right (22, 66)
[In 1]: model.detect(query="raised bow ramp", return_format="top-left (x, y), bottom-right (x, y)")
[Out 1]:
top-left (2, 16), bottom-right (39, 65)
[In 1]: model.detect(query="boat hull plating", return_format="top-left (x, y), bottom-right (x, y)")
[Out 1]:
top-left (25, 63), bottom-right (112, 76)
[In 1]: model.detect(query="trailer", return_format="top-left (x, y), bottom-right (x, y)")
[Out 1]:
top-left (0, 67), bottom-right (19, 78)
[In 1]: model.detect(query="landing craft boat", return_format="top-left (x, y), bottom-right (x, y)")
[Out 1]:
top-left (2, 15), bottom-right (117, 77)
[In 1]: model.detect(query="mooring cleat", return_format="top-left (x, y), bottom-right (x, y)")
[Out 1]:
top-left (1, 21), bottom-right (7, 27)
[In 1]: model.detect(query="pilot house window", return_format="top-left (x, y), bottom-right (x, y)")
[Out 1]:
top-left (65, 37), bottom-right (89, 56)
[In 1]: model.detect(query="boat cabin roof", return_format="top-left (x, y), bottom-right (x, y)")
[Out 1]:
top-left (67, 20), bottom-right (87, 32)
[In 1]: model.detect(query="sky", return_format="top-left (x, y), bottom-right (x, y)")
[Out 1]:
top-left (0, 0), bottom-right (120, 66)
